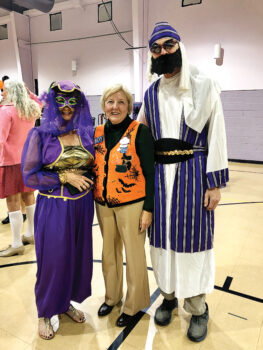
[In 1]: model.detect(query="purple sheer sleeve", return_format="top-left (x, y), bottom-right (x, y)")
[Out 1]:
top-left (21, 128), bottom-right (61, 190)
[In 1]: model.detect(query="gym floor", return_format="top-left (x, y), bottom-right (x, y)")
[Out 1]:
top-left (0, 162), bottom-right (262, 350)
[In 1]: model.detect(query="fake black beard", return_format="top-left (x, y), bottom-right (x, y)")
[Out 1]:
top-left (151, 48), bottom-right (182, 75)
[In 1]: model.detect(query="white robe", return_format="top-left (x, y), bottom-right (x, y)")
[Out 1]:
top-left (138, 71), bottom-right (225, 298)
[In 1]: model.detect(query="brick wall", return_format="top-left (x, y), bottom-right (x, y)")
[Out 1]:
top-left (222, 90), bottom-right (263, 162)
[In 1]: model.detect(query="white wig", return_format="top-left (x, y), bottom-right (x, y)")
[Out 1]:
top-left (4, 79), bottom-right (41, 120)
top-left (146, 41), bottom-right (222, 133)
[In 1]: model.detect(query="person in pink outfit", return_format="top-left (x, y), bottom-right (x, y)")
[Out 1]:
top-left (0, 79), bottom-right (41, 257)
top-left (1, 75), bottom-right (29, 225)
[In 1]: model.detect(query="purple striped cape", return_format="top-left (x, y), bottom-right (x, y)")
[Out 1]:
top-left (144, 79), bottom-right (229, 252)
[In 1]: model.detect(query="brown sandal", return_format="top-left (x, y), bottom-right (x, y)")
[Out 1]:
top-left (38, 318), bottom-right (55, 340)
top-left (65, 304), bottom-right (86, 323)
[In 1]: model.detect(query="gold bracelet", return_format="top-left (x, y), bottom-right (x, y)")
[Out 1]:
top-left (59, 172), bottom-right (67, 184)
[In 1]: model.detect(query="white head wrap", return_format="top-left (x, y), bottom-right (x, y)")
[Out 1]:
top-left (147, 41), bottom-right (221, 133)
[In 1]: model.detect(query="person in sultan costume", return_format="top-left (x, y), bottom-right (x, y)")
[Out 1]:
top-left (22, 80), bottom-right (94, 340)
top-left (138, 22), bottom-right (229, 342)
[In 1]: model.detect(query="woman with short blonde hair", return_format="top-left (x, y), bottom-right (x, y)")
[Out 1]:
top-left (94, 84), bottom-right (155, 327)
top-left (100, 84), bottom-right (133, 115)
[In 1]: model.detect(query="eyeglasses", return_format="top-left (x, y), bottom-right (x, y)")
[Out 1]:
top-left (150, 40), bottom-right (178, 54)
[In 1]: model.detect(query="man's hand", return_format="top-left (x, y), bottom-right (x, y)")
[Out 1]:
top-left (139, 210), bottom-right (152, 233)
top-left (204, 187), bottom-right (221, 210)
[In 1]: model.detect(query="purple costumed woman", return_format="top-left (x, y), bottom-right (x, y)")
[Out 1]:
top-left (22, 80), bottom-right (94, 340)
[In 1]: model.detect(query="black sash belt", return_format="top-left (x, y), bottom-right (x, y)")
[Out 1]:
top-left (154, 138), bottom-right (205, 164)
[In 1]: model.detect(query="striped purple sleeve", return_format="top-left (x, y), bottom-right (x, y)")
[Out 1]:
top-left (206, 168), bottom-right (229, 189)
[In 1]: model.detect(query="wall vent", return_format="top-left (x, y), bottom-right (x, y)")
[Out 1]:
top-left (98, 1), bottom-right (112, 23)
top-left (50, 12), bottom-right (62, 31)
top-left (182, 0), bottom-right (202, 7)
top-left (0, 24), bottom-right (8, 40)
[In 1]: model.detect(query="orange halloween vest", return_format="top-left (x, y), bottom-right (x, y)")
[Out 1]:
top-left (93, 120), bottom-right (146, 207)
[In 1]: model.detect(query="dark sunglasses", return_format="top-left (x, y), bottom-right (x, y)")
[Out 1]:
top-left (150, 40), bottom-right (178, 54)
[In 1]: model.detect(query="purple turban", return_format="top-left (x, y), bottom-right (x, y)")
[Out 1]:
top-left (149, 21), bottom-right (181, 48)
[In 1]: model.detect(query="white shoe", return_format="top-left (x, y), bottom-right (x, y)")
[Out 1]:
top-left (0, 245), bottom-right (25, 257)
